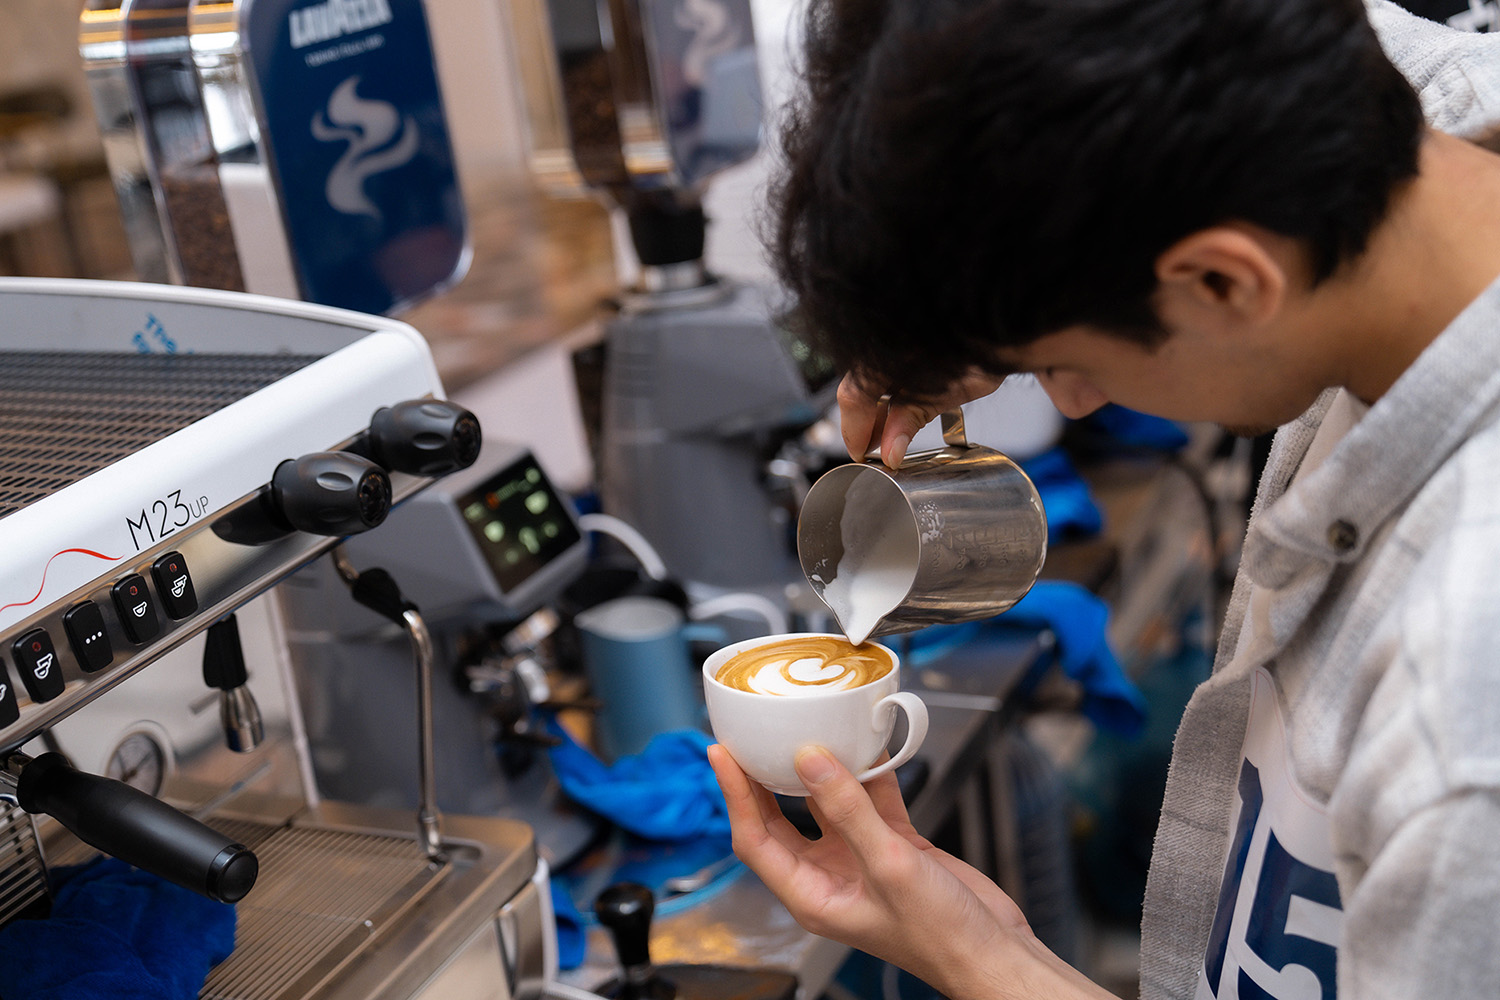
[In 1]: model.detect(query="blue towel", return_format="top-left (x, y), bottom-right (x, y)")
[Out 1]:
top-left (907, 581), bottom-right (1146, 738)
top-left (1081, 404), bottom-right (1190, 452)
top-left (545, 720), bottom-right (730, 842)
top-left (1020, 448), bottom-right (1104, 540)
top-left (549, 875), bottom-right (588, 970)
top-left (0, 857), bottom-right (237, 1000)
top-left (1004, 581), bottom-right (1146, 737)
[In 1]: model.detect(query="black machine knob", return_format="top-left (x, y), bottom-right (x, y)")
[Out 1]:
top-left (364, 400), bottom-right (482, 476)
top-left (271, 452), bottom-right (391, 536)
top-left (14, 753), bottom-right (258, 903)
top-left (596, 882), bottom-right (660, 996)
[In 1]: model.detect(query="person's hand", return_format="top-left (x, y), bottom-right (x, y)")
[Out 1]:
top-left (708, 744), bottom-right (1109, 999)
top-left (838, 369), bottom-right (1008, 468)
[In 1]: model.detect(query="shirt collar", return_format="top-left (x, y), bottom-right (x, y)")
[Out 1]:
top-left (1245, 273), bottom-right (1500, 588)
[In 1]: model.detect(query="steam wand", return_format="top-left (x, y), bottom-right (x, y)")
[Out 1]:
top-left (330, 546), bottom-right (443, 860)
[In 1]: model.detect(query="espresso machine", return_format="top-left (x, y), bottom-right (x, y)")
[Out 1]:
top-left (505, 0), bottom-right (839, 595)
top-left (79, 0), bottom-right (467, 314)
top-left (0, 277), bottom-right (556, 1000)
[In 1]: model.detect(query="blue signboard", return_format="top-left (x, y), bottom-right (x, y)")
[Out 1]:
top-left (242, 0), bottom-right (467, 315)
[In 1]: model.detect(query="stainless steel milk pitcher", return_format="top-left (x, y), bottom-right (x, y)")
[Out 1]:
top-left (797, 408), bottom-right (1048, 643)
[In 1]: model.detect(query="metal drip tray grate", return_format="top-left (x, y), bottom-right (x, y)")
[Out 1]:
top-left (201, 820), bottom-right (447, 1000)
top-left (0, 804), bottom-right (46, 927)
top-left (0, 351), bottom-right (323, 519)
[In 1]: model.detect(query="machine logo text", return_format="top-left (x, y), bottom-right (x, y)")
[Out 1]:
top-left (127, 490), bottom-right (210, 552)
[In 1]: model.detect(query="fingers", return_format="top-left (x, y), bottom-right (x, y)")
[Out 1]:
top-left (835, 369), bottom-right (1009, 468)
top-left (795, 747), bottom-right (904, 863)
top-left (836, 374), bottom-right (886, 462)
top-left (708, 744), bottom-right (804, 860)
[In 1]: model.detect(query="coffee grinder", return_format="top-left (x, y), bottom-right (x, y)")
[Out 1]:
top-left (79, 0), bottom-right (467, 314)
top-left (505, 0), bottom-right (839, 597)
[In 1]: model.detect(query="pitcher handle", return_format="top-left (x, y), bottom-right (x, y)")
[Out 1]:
top-left (863, 397), bottom-right (970, 463)
top-left (939, 408), bottom-right (969, 449)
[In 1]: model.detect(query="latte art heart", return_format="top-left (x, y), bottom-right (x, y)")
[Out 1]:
top-left (715, 637), bottom-right (892, 695)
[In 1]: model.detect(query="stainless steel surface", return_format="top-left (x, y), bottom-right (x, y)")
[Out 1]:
top-left (403, 607), bottom-right (445, 861)
top-left (798, 409), bottom-right (1048, 639)
top-left (0, 452), bottom-right (426, 755)
top-left (220, 684), bottom-right (266, 753)
top-left (504, 0), bottom-right (763, 198)
top-left (41, 796), bottom-right (539, 1000)
top-left (0, 805), bottom-right (47, 927)
top-left (80, 0), bottom-right (179, 284)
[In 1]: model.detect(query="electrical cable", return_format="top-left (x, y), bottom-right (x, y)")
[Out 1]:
top-left (578, 513), bottom-right (670, 581)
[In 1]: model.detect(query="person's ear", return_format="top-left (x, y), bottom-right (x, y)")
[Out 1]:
top-left (1154, 226), bottom-right (1288, 329)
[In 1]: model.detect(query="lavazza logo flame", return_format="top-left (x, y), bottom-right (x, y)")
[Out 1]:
top-left (289, 0), bottom-right (394, 50)
top-left (310, 76), bottom-right (420, 221)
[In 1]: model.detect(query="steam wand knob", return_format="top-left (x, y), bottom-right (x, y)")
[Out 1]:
top-left (363, 399), bottom-right (482, 476)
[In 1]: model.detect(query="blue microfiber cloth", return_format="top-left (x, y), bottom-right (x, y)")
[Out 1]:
top-left (1004, 581), bottom-right (1146, 737)
top-left (907, 581), bottom-right (1146, 738)
top-left (0, 856), bottom-right (236, 1000)
top-left (1080, 404), bottom-right (1190, 452)
top-left (549, 875), bottom-right (588, 971)
top-left (544, 720), bottom-right (730, 842)
top-left (1020, 448), bottom-right (1104, 540)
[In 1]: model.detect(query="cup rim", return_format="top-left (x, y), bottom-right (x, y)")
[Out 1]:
top-left (702, 632), bottom-right (898, 699)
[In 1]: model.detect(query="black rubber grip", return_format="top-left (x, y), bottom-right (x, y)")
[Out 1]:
top-left (367, 400), bottom-right (482, 476)
top-left (595, 881), bottom-right (656, 969)
top-left (16, 753), bottom-right (258, 903)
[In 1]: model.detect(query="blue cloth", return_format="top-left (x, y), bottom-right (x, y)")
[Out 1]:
top-left (1082, 404), bottom-right (1190, 452)
top-left (1005, 581), bottom-right (1146, 737)
top-left (908, 581), bottom-right (1146, 738)
top-left (549, 876), bottom-right (588, 970)
top-left (545, 720), bottom-right (730, 842)
top-left (1020, 448), bottom-right (1104, 540)
top-left (0, 857), bottom-right (237, 1000)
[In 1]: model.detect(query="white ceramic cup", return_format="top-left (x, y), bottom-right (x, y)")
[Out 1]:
top-left (702, 633), bottom-right (930, 796)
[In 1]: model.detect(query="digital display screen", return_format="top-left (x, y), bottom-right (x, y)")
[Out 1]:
top-left (457, 454), bottom-right (582, 594)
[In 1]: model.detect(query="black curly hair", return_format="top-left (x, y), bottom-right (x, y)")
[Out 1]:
top-left (770, 0), bottom-right (1425, 397)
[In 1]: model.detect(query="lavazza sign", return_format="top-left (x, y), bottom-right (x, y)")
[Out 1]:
top-left (289, 0), bottom-right (395, 49)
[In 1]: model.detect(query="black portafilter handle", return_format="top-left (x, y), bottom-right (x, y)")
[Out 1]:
top-left (271, 451), bottom-right (392, 536)
top-left (11, 752), bottom-right (258, 904)
top-left (363, 400), bottom-right (482, 477)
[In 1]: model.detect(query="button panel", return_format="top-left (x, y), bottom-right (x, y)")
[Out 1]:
top-left (111, 574), bottom-right (161, 644)
top-left (151, 551), bottom-right (198, 619)
top-left (63, 602), bottom-right (113, 673)
top-left (0, 663), bottom-right (18, 726)
top-left (12, 628), bottom-right (64, 702)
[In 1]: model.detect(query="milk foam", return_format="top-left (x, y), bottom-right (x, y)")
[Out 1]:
top-left (715, 637), bottom-right (892, 695)
top-left (819, 473), bottom-right (918, 644)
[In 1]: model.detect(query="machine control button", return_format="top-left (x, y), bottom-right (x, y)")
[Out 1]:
top-left (0, 662), bottom-right (18, 726)
top-left (151, 552), bottom-right (198, 619)
top-left (63, 602), bottom-right (113, 673)
top-left (111, 574), bottom-right (161, 644)
top-left (12, 628), bottom-right (65, 701)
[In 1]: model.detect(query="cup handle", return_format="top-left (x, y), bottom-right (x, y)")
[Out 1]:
top-left (856, 692), bottom-right (930, 783)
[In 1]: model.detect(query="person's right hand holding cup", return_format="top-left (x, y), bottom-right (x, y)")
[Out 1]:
top-left (703, 633), bottom-right (929, 796)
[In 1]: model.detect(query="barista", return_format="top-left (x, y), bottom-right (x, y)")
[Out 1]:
top-left (709, 1), bottom-right (1500, 998)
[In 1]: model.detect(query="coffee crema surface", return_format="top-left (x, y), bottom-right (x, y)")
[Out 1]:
top-left (715, 637), bottom-right (892, 695)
